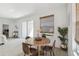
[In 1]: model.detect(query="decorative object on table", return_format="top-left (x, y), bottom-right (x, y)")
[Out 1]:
top-left (58, 27), bottom-right (68, 51)
top-left (40, 15), bottom-right (54, 33)
top-left (37, 29), bottom-right (41, 37)
top-left (35, 37), bottom-right (42, 41)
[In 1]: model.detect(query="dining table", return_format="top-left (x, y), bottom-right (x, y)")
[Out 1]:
top-left (24, 37), bottom-right (50, 56)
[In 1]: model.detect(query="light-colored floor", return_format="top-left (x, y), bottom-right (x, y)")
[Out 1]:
top-left (54, 48), bottom-right (68, 56)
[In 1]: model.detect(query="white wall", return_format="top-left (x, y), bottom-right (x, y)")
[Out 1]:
top-left (16, 4), bottom-right (68, 48)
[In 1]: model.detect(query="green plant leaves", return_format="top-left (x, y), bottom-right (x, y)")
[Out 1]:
top-left (58, 27), bottom-right (68, 43)
top-left (58, 27), bottom-right (68, 37)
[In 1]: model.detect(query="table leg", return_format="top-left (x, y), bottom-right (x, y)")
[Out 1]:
top-left (37, 46), bottom-right (40, 56)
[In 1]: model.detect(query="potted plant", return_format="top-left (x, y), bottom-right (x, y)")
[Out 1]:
top-left (58, 27), bottom-right (68, 51)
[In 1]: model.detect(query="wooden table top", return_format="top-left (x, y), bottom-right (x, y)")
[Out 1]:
top-left (34, 37), bottom-right (50, 46)
top-left (25, 37), bottom-right (50, 46)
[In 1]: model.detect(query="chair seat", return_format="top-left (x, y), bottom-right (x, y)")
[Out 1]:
top-left (30, 48), bottom-right (38, 56)
top-left (41, 40), bottom-right (56, 56)
top-left (30, 48), bottom-right (37, 52)
top-left (42, 46), bottom-right (52, 51)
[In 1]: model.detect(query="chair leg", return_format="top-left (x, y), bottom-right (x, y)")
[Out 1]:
top-left (52, 50), bottom-right (55, 56)
top-left (50, 50), bottom-right (52, 56)
top-left (44, 51), bottom-right (47, 56)
top-left (43, 51), bottom-right (45, 56)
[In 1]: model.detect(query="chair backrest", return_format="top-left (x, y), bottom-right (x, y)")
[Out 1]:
top-left (25, 36), bottom-right (30, 40)
top-left (22, 43), bottom-right (30, 54)
top-left (52, 40), bottom-right (56, 48)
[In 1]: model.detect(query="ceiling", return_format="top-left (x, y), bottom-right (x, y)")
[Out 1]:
top-left (0, 3), bottom-right (66, 19)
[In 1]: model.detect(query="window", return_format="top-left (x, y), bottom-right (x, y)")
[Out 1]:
top-left (22, 22), bottom-right (27, 38)
top-left (28, 20), bottom-right (33, 37)
top-left (22, 20), bottom-right (33, 38)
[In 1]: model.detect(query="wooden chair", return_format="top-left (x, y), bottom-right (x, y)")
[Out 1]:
top-left (29, 45), bottom-right (44, 56)
top-left (22, 43), bottom-right (30, 56)
top-left (22, 43), bottom-right (38, 56)
top-left (42, 40), bottom-right (56, 56)
top-left (29, 44), bottom-right (38, 56)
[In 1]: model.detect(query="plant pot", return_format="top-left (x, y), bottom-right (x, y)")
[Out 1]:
top-left (60, 43), bottom-right (67, 51)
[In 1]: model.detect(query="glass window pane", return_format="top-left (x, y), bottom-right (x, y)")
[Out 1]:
top-left (27, 20), bottom-right (33, 37)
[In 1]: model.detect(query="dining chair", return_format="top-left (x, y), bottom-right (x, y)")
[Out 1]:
top-left (22, 43), bottom-right (38, 56)
top-left (42, 40), bottom-right (56, 56)
top-left (29, 44), bottom-right (38, 56)
top-left (29, 44), bottom-right (45, 56)
top-left (22, 43), bottom-right (30, 56)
